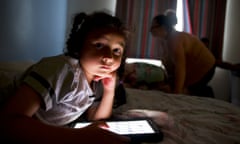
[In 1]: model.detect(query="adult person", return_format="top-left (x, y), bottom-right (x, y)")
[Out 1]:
top-left (150, 14), bottom-right (216, 96)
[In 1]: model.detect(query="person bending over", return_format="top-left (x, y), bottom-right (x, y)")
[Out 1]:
top-left (150, 14), bottom-right (216, 96)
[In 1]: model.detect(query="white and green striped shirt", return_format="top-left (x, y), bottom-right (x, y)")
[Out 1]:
top-left (22, 55), bottom-right (102, 126)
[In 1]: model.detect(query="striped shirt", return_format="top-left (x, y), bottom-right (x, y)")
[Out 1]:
top-left (22, 55), bottom-right (102, 126)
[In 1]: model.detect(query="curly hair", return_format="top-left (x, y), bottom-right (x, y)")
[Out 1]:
top-left (65, 11), bottom-right (128, 58)
top-left (64, 11), bottom-right (129, 80)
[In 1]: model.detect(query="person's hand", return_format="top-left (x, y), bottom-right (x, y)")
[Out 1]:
top-left (78, 121), bottom-right (130, 144)
top-left (93, 72), bottom-right (117, 91)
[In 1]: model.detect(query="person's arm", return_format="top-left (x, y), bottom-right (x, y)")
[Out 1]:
top-left (0, 84), bottom-right (129, 144)
top-left (170, 38), bottom-right (186, 94)
top-left (87, 72), bottom-right (117, 121)
top-left (0, 84), bottom-right (76, 143)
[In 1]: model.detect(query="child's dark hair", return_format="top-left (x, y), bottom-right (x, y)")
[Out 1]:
top-left (65, 11), bottom-right (129, 58)
top-left (64, 11), bottom-right (129, 80)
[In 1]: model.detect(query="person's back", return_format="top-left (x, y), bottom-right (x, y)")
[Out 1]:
top-left (151, 13), bottom-right (216, 95)
top-left (178, 32), bottom-right (216, 86)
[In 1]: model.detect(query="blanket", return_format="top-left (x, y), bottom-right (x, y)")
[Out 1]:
top-left (113, 88), bottom-right (240, 144)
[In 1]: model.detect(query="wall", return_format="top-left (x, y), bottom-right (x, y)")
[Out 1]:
top-left (223, 0), bottom-right (240, 105)
top-left (209, 0), bottom-right (240, 103)
top-left (0, 0), bottom-right (67, 61)
top-left (65, 0), bottom-right (116, 38)
top-left (223, 0), bottom-right (240, 63)
top-left (0, 0), bottom-right (116, 62)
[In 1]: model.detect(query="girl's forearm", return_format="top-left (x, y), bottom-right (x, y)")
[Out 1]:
top-left (0, 115), bottom-right (80, 144)
top-left (89, 89), bottom-right (115, 121)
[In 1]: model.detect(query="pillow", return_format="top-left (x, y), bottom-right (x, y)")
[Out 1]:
top-left (123, 59), bottom-right (168, 90)
top-left (0, 70), bottom-right (21, 88)
top-left (0, 61), bottom-right (34, 72)
top-left (135, 63), bottom-right (165, 83)
top-left (0, 61), bottom-right (34, 88)
top-left (0, 61), bottom-right (34, 107)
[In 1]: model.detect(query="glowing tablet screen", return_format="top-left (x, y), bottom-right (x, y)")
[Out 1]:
top-left (74, 120), bottom-right (156, 135)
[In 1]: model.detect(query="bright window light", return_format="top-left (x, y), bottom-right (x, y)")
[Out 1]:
top-left (125, 58), bottom-right (165, 70)
top-left (175, 0), bottom-right (183, 31)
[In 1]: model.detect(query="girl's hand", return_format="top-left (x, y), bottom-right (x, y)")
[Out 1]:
top-left (79, 121), bottom-right (130, 144)
top-left (89, 72), bottom-right (117, 120)
top-left (93, 72), bottom-right (117, 91)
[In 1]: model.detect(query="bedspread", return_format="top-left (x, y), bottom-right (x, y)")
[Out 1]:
top-left (113, 88), bottom-right (240, 144)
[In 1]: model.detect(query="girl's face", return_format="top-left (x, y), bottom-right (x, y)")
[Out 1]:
top-left (150, 19), bottom-right (167, 38)
top-left (80, 29), bottom-right (125, 82)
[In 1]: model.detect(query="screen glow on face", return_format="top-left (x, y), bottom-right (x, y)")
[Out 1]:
top-left (74, 120), bottom-right (155, 135)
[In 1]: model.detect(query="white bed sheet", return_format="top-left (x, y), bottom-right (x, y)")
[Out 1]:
top-left (113, 88), bottom-right (240, 144)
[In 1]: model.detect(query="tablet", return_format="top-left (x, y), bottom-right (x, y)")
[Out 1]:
top-left (73, 119), bottom-right (163, 143)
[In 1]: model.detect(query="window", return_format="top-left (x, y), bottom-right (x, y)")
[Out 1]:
top-left (175, 0), bottom-right (183, 31)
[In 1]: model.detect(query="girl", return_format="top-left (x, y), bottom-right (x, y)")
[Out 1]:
top-left (0, 11), bottom-right (130, 143)
top-left (150, 13), bottom-right (216, 96)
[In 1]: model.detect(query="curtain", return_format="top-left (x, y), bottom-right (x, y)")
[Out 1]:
top-left (116, 0), bottom-right (177, 59)
top-left (183, 0), bottom-right (227, 60)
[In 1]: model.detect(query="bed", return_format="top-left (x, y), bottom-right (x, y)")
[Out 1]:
top-left (1, 59), bottom-right (240, 144)
top-left (113, 88), bottom-right (240, 144)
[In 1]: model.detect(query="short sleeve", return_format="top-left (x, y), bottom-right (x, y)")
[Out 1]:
top-left (22, 57), bottom-right (75, 111)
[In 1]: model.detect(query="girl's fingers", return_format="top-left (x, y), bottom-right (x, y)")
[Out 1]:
top-left (93, 75), bottom-right (112, 81)
top-left (91, 121), bottom-right (109, 128)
